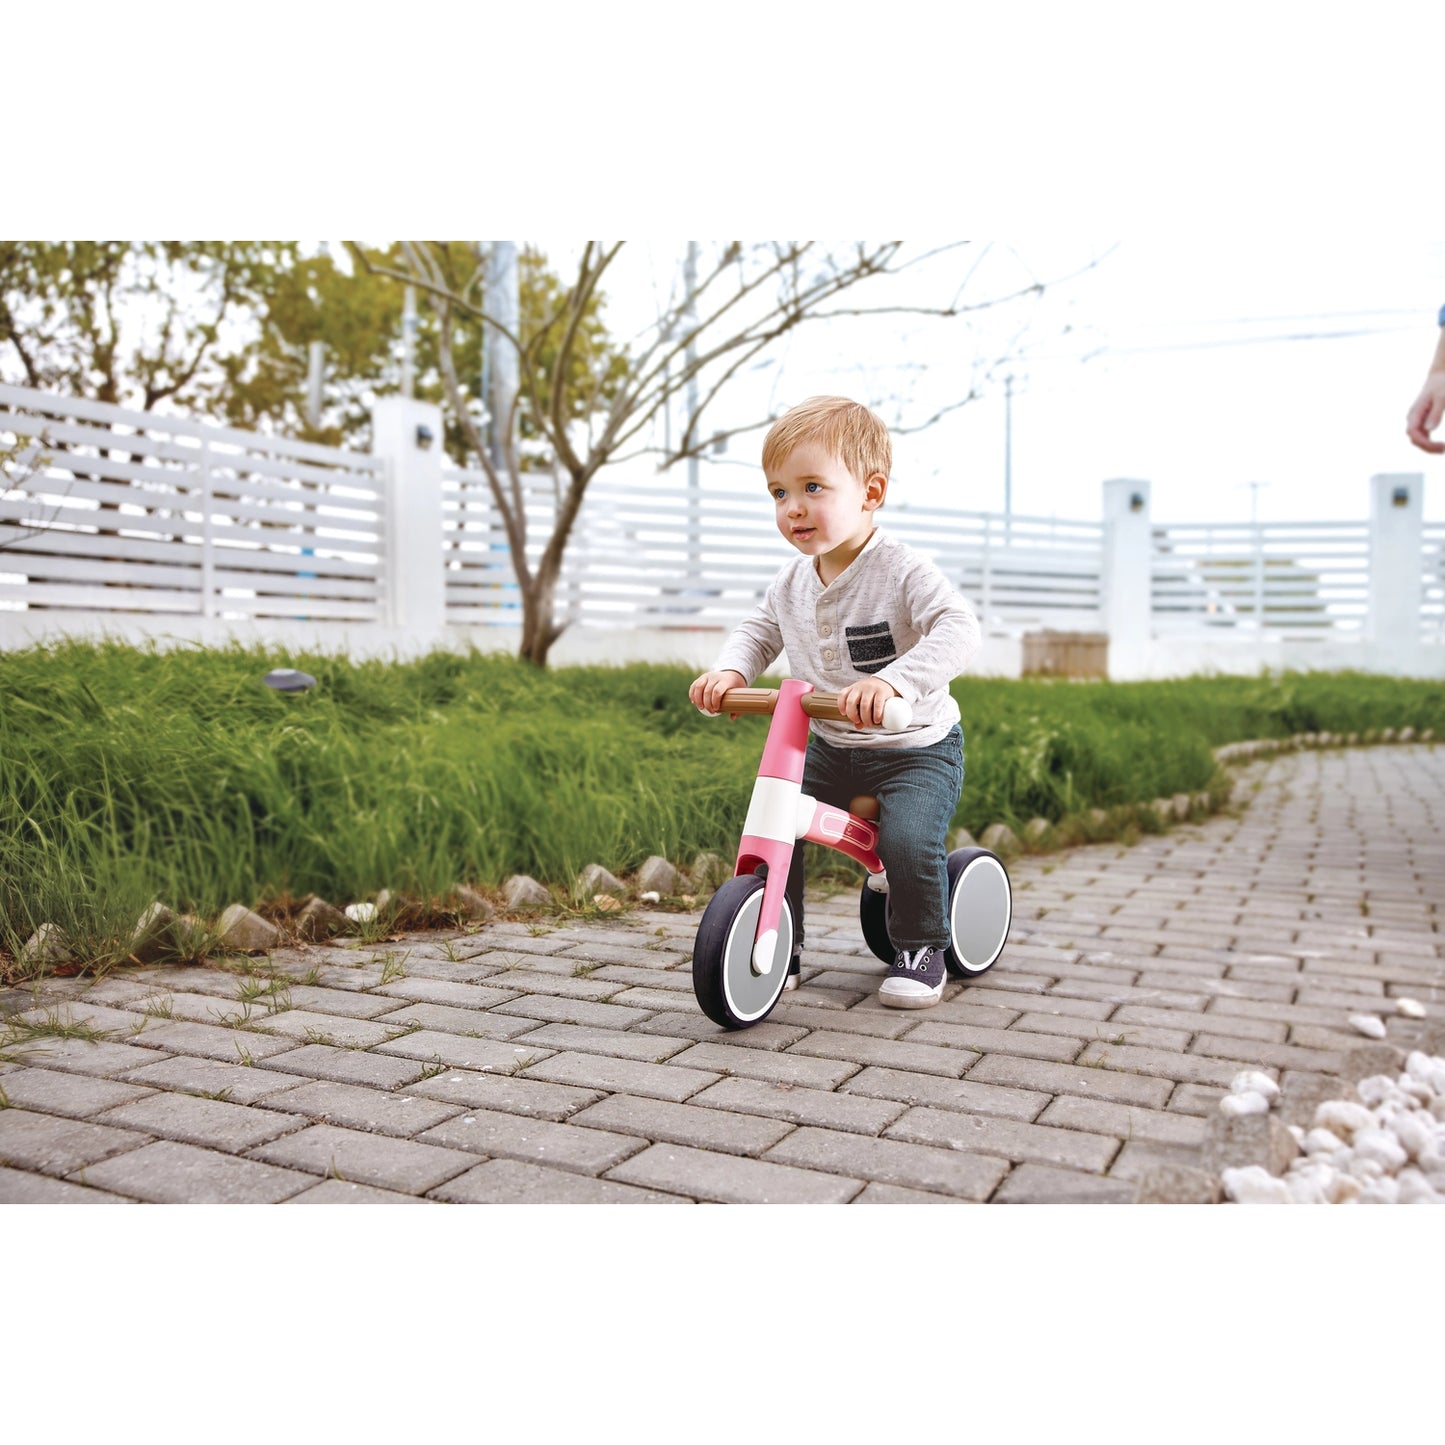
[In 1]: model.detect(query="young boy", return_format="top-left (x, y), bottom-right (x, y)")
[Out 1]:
top-left (689, 396), bottom-right (980, 1008)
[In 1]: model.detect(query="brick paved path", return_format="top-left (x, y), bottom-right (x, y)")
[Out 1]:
top-left (3, 743), bottom-right (1441, 1204)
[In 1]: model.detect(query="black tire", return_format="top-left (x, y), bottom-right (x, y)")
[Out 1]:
top-left (692, 874), bottom-right (795, 1030)
top-left (858, 848), bottom-right (1012, 979)
top-left (859, 881), bottom-right (893, 965)
top-left (943, 847), bottom-right (1011, 978)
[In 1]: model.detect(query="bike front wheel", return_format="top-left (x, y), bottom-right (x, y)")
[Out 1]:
top-left (692, 874), bottom-right (795, 1030)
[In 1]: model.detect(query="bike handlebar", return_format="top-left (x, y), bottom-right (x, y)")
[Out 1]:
top-left (714, 687), bottom-right (912, 732)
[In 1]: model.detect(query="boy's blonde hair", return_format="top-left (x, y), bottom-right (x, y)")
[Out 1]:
top-left (762, 396), bottom-right (892, 483)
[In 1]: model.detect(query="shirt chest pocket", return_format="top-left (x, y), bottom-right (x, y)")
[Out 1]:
top-left (846, 622), bottom-right (898, 674)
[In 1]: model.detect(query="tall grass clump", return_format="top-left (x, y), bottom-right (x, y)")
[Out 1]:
top-left (2, 641), bottom-right (1442, 969)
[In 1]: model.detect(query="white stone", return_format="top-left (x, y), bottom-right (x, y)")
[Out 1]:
top-left (345, 902), bottom-right (378, 923)
top-left (1352, 1127), bottom-right (1409, 1173)
top-left (1355, 1074), bottom-right (1399, 1108)
top-left (1356, 1176), bottom-right (1402, 1205)
top-left (1402, 1077), bottom-right (1436, 1105)
top-left (1391, 1112), bottom-right (1435, 1162)
top-left (1284, 1171), bottom-right (1330, 1205)
top-left (1347, 1154), bottom-right (1386, 1181)
top-left (1395, 998), bottom-right (1427, 1019)
top-left (1313, 1100), bottom-right (1376, 1138)
top-left (1396, 1169), bottom-right (1443, 1205)
top-left (1222, 1166), bottom-right (1292, 1204)
top-left (1303, 1128), bottom-right (1346, 1156)
top-left (638, 891), bottom-right (661, 904)
top-left (1287, 1124), bottom-right (1306, 1144)
top-left (1230, 1070), bottom-right (1280, 1101)
top-left (1220, 1091), bottom-right (1270, 1118)
top-left (1347, 1013), bottom-right (1387, 1039)
top-left (1326, 1172), bottom-right (1363, 1204)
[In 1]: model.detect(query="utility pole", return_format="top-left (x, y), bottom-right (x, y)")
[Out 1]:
top-left (1003, 373), bottom-right (1014, 543)
top-left (484, 242), bottom-right (519, 475)
top-left (684, 241), bottom-right (701, 573)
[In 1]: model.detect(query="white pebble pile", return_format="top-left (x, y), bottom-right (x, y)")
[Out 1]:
top-left (1221, 1052), bottom-right (1445, 1204)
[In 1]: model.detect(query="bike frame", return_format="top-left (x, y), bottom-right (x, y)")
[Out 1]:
top-left (732, 679), bottom-right (888, 976)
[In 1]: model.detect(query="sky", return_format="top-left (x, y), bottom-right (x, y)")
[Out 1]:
top-left (596, 237), bottom-right (1445, 528)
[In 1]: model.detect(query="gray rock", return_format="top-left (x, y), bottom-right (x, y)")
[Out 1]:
top-left (634, 855), bottom-right (682, 895)
top-left (1191, 791), bottom-right (1212, 815)
top-left (947, 826), bottom-right (977, 852)
top-left (504, 874), bottom-right (552, 910)
top-left (979, 823), bottom-right (1021, 857)
top-left (1150, 798), bottom-right (1174, 825)
top-left (173, 914), bottom-right (210, 960)
top-left (1381, 727), bottom-right (1397, 743)
top-left (215, 904), bottom-right (283, 953)
top-left (1399, 725), bottom-right (1416, 743)
top-left (19, 922), bottom-right (70, 969)
top-left (1421, 728), bottom-right (1434, 743)
top-left (295, 896), bottom-right (351, 941)
top-left (451, 885), bottom-right (494, 921)
top-left (130, 903), bottom-right (179, 963)
top-left (375, 888), bottom-right (419, 918)
top-left (1133, 1166), bottom-right (1223, 1204)
top-left (1278, 1073), bottom-right (1351, 1129)
top-left (1085, 808), bottom-right (1111, 834)
top-left (1172, 792), bottom-right (1192, 821)
top-left (1202, 1112), bottom-right (1300, 1177)
top-left (689, 852), bottom-right (731, 892)
top-left (577, 863), bottom-right (626, 899)
top-left (1340, 1042), bottom-right (1407, 1085)
top-left (1022, 817), bottom-right (1053, 848)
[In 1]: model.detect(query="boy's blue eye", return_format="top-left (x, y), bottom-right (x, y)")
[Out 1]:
top-left (805, 481), bottom-right (821, 492)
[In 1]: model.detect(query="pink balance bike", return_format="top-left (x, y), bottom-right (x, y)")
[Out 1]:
top-left (692, 679), bottom-right (1012, 1030)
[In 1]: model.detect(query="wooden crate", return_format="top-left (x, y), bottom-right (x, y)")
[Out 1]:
top-left (1021, 629), bottom-right (1109, 678)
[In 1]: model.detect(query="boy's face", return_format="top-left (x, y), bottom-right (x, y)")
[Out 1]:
top-left (765, 441), bottom-right (886, 562)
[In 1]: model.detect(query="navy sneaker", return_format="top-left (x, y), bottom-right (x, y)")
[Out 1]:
top-left (782, 950), bottom-right (803, 991)
top-left (879, 945), bottom-right (947, 1009)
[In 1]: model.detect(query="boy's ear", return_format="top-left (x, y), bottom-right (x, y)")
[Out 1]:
top-left (863, 472), bottom-right (888, 510)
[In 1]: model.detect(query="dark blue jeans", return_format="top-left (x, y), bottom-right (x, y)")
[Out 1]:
top-left (786, 724), bottom-right (964, 954)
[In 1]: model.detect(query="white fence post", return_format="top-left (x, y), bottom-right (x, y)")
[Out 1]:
top-left (372, 397), bottom-right (446, 640)
top-left (1101, 478), bottom-right (1153, 679)
top-left (1366, 472), bottom-right (1425, 673)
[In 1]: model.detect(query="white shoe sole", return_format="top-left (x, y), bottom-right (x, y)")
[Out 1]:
top-left (878, 980), bottom-right (945, 1009)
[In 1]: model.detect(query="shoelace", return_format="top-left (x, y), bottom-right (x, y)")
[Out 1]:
top-left (893, 947), bottom-right (937, 973)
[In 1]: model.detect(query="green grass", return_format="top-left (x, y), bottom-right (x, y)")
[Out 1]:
top-left (2, 639), bottom-right (1442, 977)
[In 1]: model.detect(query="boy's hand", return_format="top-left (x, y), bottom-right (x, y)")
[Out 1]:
top-left (690, 670), bottom-right (747, 716)
top-left (837, 678), bottom-right (900, 729)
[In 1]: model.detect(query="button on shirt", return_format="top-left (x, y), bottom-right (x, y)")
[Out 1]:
top-left (712, 528), bottom-right (981, 749)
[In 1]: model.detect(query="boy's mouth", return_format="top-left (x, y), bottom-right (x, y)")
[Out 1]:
top-left (791, 527), bottom-right (816, 541)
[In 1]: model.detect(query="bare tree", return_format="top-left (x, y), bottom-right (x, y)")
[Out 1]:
top-left (350, 240), bottom-right (1068, 667)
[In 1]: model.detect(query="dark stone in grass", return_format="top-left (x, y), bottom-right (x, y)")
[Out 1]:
top-left (296, 897), bottom-right (352, 942)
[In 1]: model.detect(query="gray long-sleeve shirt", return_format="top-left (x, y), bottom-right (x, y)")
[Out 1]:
top-left (712, 528), bottom-right (981, 749)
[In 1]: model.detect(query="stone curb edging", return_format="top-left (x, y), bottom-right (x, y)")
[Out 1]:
top-left (7, 731), bottom-right (1438, 978)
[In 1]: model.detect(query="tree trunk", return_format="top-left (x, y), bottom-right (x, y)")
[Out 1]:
top-left (518, 560), bottom-right (565, 667)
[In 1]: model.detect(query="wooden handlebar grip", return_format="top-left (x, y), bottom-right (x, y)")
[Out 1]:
top-left (715, 688), bottom-right (782, 715)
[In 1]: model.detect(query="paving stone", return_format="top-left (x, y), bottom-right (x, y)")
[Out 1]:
top-left (0, 1036), bottom-right (174, 1079)
top-left (785, 1031), bottom-right (979, 1079)
top-left (1107, 1139), bottom-right (1206, 1182)
top-left (885, 1106), bottom-right (1121, 1172)
top-left (557, 941), bottom-right (689, 970)
top-left (263, 986), bottom-right (406, 1019)
top-left (403, 1070), bottom-right (604, 1121)
top-left (253, 1043), bottom-right (425, 1090)
top-left (98, 1090), bottom-right (304, 1153)
top-left (417, 1109), bottom-right (647, 1176)
top-left (0, 1108), bottom-right (151, 1175)
top-left (12, 1001), bottom-right (155, 1038)
top-left (1111, 1004), bottom-right (1288, 1044)
top-left (966, 1054), bottom-right (1174, 1107)
top-left (122, 1020), bottom-right (300, 1064)
top-left (1016, 1012), bottom-right (1193, 1051)
top-left (284, 1179), bottom-right (436, 1204)
top-left (0, 1164), bottom-right (132, 1203)
top-left (259, 1080), bottom-right (464, 1137)
top-left (1187, 1035), bottom-right (1345, 1074)
top-left (431, 1158), bottom-right (689, 1204)
top-left (1167, 1082), bottom-right (1230, 1116)
top-left (521, 1050), bottom-right (721, 1102)
top-left (991, 1163), bottom-right (1135, 1203)
top-left (369, 1002), bottom-right (543, 1040)
top-left (373, 979), bottom-right (522, 1010)
top-left (489, 994), bottom-right (658, 1029)
top-left (0, 1068), bottom-right (156, 1118)
top-left (958, 987), bottom-right (1114, 1019)
top-left (606, 1142), bottom-right (862, 1203)
top-left (1074, 1040), bottom-right (1244, 1088)
top-left (763, 1126), bottom-right (1010, 1200)
top-left (117, 1055), bottom-right (313, 1104)
top-left (78, 1139), bottom-right (315, 1203)
top-left (663, 1042), bottom-right (859, 1090)
top-left (838, 1066), bottom-right (1049, 1121)
top-left (850, 1182), bottom-right (972, 1204)
top-left (249, 1010), bottom-right (402, 1049)
top-left (568, 1093), bottom-right (796, 1157)
top-left (374, 1031), bottom-right (555, 1073)
top-left (1133, 1166), bottom-right (1223, 1204)
top-left (906, 1020), bottom-right (1087, 1063)
top-left (475, 969), bottom-right (622, 1002)
top-left (628, 1011), bottom-right (810, 1049)
top-left (1037, 1095), bottom-right (1209, 1147)
top-left (249, 1123), bottom-right (477, 1193)
top-left (502, 1022), bottom-right (695, 1064)
top-left (689, 1075), bottom-right (908, 1136)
